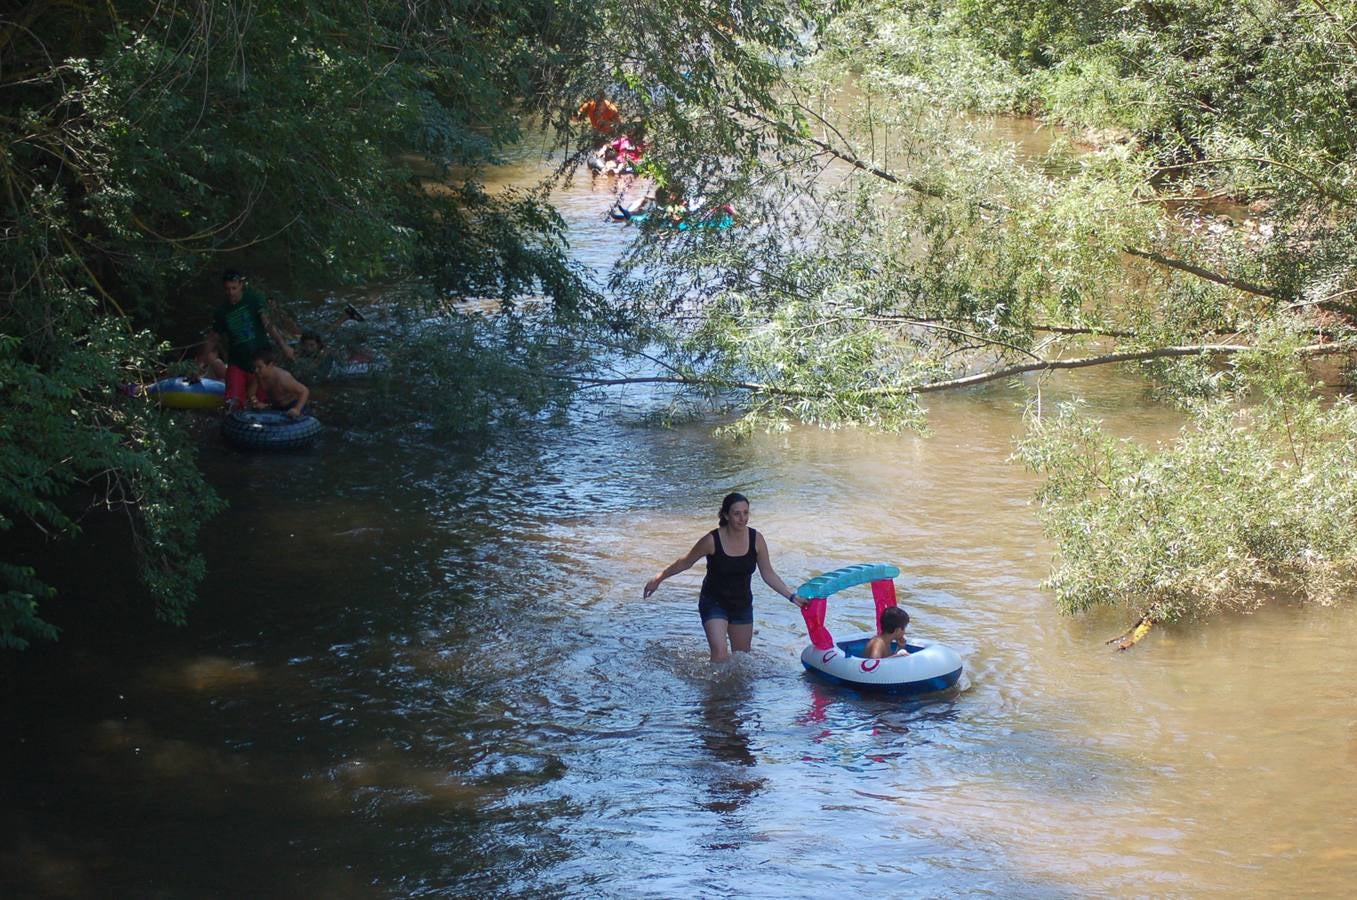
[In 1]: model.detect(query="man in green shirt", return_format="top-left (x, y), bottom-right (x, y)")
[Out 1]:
top-left (208, 269), bottom-right (295, 410)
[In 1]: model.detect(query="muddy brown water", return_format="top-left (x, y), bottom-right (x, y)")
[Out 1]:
top-left (5, 132), bottom-right (1357, 898)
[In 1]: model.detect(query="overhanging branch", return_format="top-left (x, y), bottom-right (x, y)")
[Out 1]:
top-left (1121, 248), bottom-right (1286, 300)
top-left (553, 341), bottom-right (1348, 398)
top-left (741, 105), bottom-right (1294, 302)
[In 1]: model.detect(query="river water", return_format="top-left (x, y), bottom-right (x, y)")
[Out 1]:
top-left (6, 135), bottom-right (1357, 899)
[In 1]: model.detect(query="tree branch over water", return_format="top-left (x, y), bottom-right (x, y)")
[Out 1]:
top-left (1120, 248), bottom-right (1287, 300)
top-left (738, 103), bottom-right (1293, 302)
top-left (554, 341), bottom-right (1347, 397)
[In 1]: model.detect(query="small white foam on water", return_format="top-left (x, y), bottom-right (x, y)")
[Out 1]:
top-left (637, 638), bottom-right (790, 688)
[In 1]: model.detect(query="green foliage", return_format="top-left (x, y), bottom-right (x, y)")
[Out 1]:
top-left (954, 0), bottom-right (1116, 72)
top-left (23, 0), bottom-right (609, 303)
top-left (0, 303), bottom-right (224, 648)
top-left (692, 296), bottom-right (932, 436)
top-left (1016, 336), bottom-right (1357, 621)
top-left (0, 0), bottom-right (823, 646)
top-left (600, 1), bottom-right (1357, 623)
top-left (612, 85), bottom-right (1159, 431)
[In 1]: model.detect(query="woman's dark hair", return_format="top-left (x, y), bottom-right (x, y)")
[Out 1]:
top-left (718, 492), bottom-right (749, 526)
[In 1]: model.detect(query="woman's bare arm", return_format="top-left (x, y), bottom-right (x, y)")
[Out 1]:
top-left (755, 532), bottom-right (804, 606)
top-left (643, 533), bottom-right (714, 597)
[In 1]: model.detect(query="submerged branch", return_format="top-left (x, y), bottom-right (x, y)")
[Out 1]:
top-left (1105, 617), bottom-right (1154, 652)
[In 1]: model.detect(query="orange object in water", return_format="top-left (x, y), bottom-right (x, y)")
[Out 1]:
top-left (578, 97), bottom-right (619, 134)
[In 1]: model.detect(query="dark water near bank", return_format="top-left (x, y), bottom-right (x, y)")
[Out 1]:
top-left (7, 135), bottom-right (1357, 899)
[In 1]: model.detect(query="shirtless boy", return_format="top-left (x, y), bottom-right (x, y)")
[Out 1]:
top-left (249, 349), bottom-right (310, 418)
top-left (864, 606), bottom-right (911, 659)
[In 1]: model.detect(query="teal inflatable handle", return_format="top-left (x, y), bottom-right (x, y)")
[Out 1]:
top-left (795, 563), bottom-right (900, 599)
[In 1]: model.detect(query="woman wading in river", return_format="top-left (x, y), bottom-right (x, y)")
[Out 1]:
top-left (644, 492), bottom-right (805, 661)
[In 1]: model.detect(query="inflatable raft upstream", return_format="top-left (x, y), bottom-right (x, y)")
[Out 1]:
top-left (132, 376), bottom-right (226, 409)
top-left (610, 202), bottom-right (735, 231)
top-left (796, 563), bottom-right (963, 696)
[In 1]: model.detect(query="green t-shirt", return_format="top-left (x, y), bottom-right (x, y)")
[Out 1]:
top-left (212, 286), bottom-right (272, 366)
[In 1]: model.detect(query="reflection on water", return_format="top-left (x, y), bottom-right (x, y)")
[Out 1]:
top-left (6, 131), bottom-right (1357, 898)
top-left (695, 667), bottom-right (765, 823)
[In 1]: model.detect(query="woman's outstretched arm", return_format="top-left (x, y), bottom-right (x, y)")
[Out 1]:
top-left (643, 533), bottom-right (715, 598)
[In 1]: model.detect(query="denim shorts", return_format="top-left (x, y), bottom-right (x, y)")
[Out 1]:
top-left (698, 594), bottom-right (753, 626)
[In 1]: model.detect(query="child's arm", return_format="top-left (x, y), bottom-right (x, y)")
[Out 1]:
top-left (280, 369), bottom-right (309, 417)
top-left (260, 310), bottom-right (297, 361)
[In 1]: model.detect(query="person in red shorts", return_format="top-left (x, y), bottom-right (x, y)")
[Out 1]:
top-left (207, 269), bottom-right (295, 411)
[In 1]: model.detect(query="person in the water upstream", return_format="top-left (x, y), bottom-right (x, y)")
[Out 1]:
top-left (644, 492), bottom-right (806, 662)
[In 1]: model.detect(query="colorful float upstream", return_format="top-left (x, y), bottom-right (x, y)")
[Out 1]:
top-left (134, 376), bottom-right (226, 409)
top-left (614, 208), bottom-right (735, 231)
top-left (796, 563), bottom-right (963, 696)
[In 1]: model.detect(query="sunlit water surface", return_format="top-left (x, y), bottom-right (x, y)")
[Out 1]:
top-left (6, 136), bottom-right (1357, 899)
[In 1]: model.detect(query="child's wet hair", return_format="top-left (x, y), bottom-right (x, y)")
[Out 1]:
top-left (881, 606), bottom-right (910, 632)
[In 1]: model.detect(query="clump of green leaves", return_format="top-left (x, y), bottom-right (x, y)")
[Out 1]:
top-left (0, 299), bottom-right (224, 649)
top-left (1016, 333), bottom-right (1357, 622)
top-left (0, 0), bottom-right (825, 647)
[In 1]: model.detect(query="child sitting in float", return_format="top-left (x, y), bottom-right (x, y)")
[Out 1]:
top-left (864, 606), bottom-right (911, 659)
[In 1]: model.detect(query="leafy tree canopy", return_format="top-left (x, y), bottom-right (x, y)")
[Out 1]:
top-left (593, 0), bottom-right (1357, 630)
top-left (0, 0), bottom-right (821, 646)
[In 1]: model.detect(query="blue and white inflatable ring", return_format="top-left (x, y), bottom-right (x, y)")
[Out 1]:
top-left (795, 563), bottom-right (963, 696)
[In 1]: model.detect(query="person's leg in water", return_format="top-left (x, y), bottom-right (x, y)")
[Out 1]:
top-left (703, 616), bottom-right (733, 663)
top-left (727, 622), bottom-right (753, 654)
top-left (224, 364), bottom-right (248, 412)
top-left (721, 602), bottom-right (755, 656)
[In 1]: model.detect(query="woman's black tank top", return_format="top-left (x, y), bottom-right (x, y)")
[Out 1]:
top-left (700, 527), bottom-right (758, 605)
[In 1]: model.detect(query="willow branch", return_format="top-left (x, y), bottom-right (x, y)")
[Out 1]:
top-left (907, 343), bottom-right (1338, 393)
top-left (1152, 154), bottom-right (1353, 207)
top-left (860, 316), bottom-right (1044, 361)
top-left (1122, 247), bottom-right (1287, 299)
top-left (735, 105), bottom-right (955, 203)
top-left (1308, 0), bottom-right (1357, 61)
top-left (556, 342), bottom-right (1346, 396)
top-left (741, 108), bottom-right (1289, 299)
